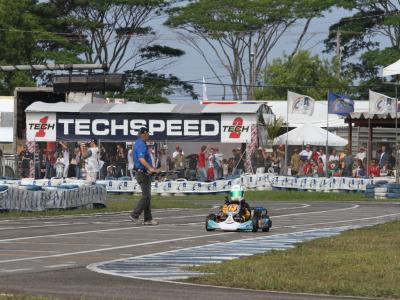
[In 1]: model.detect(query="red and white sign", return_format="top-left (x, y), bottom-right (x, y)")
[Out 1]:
top-left (221, 114), bottom-right (255, 143)
top-left (26, 113), bottom-right (56, 142)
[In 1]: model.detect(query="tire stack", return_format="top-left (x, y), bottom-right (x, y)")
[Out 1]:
top-left (364, 181), bottom-right (400, 199)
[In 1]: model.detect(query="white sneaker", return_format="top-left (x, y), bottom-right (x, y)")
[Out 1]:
top-left (129, 215), bottom-right (139, 224)
top-left (142, 220), bottom-right (159, 226)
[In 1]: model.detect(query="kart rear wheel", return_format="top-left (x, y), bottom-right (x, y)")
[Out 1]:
top-left (205, 214), bottom-right (216, 231)
top-left (252, 215), bottom-right (259, 232)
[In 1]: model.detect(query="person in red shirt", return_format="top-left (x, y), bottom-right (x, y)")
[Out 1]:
top-left (311, 146), bottom-right (320, 162)
top-left (368, 159), bottom-right (380, 178)
top-left (197, 145), bottom-right (209, 181)
top-left (303, 159), bottom-right (312, 175)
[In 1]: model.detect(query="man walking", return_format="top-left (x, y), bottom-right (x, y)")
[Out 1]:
top-left (130, 127), bottom-right (159, 225)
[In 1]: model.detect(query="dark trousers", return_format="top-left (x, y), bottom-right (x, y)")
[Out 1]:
top-left (132, 171), bottom-right (152, 221)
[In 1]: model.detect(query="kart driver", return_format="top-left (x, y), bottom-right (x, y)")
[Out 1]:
top-left (222, 185), bottom-right (251, 221)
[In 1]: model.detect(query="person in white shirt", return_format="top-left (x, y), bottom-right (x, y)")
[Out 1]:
top-left (82, 139), bottom-right (102, 182)
top-left (319, 148), bottom-right (326, 167)
top-left (127, 144), bottom-right (134, 180)
top-left (329, 148), bottom-right (339, 163)
top-left (172, 145), bottom-right (184, 159)
top-left (355, 146), bottom-right (366, 163)
top-left (59, 141), bottom-right (70, 178)
top-left (299, 144), bottom-right (312, 161)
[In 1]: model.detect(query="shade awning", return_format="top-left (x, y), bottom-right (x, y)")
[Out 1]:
top-left (382, 59), bottom-right (400, 77)
top-left (274, 123), bottom-right (348, 147)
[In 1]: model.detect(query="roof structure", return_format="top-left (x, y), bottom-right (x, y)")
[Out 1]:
top-left (25, 101), bottom-right (269, 115)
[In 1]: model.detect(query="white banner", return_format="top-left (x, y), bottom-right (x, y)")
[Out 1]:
top-left (288, 91), bottom-right (315, 116)
top-left (221, 114), bottom-right (256, 143)
top-left (26, 112), bottom-right (57, 142)
top-left (369, 90), bottom-right (396, 114)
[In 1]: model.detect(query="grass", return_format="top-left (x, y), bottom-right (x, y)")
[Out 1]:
top-left (0, 295), bottom-right (63, 300)
top-left (0, 189), bottom-right (395, 219)
top-left (186, 221), bottom-right (400, 299)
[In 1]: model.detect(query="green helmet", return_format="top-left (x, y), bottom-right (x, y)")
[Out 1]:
top-left (230, 185), bottom-right (244, 201)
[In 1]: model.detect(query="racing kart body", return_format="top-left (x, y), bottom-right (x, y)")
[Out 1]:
top-left (206, 203), bottom-right (272, 232)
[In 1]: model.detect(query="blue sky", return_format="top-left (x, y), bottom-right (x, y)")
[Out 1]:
top-left (151, 8), bottom-right (354, 102)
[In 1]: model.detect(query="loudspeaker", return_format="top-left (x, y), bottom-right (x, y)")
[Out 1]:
top-left (53, 74), bottom-right (125, 93)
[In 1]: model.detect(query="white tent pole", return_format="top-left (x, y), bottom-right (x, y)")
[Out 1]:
top-left (367, 90), bottom-right (370, 177)
top-left (396, 80), bottom-right (399, 183)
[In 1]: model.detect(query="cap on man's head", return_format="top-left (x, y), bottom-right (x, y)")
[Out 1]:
top-left (139, 127), bottom-right (149, 134)
top-left (91, 138), bottom-right (98, 145)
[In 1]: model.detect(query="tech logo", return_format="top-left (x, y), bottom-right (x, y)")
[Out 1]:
top-left (26, 113), bottom-right (56, 142)
top-left (221, 115), bottom-right (252, 143)
top-left (222, 117), bottom-right (250, 138)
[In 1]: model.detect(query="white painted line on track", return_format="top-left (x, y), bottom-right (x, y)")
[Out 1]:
top-left (0, 232), bottom-right (233, 264)
top-left (44, 263), bottom-right (77, 269)
top-left (0, 249), bottom-right (60, 253)
top-left (272, 204), bottom-right (359, 218)
top-left (273, 203), bottom-right (310, 211)
top-left (0, 268), bottom-right (32, 273)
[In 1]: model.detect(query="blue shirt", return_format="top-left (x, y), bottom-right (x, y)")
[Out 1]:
top-left (133, 138), bottom-right (152, 170)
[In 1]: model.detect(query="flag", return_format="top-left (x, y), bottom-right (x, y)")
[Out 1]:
top-left (202, 76), bottom-right (208, 102)
top-left (369, 90), bottom-right (396, 114)
top-left (328, 91), bottom-right (354, 116)
top-left (287, 91), bottom-right (315, 116)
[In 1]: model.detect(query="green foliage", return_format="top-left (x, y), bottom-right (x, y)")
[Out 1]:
top-left (324, 1), bottom-right (400, 98)
top-left (266, 116), bottom-right (284, 142)
top-left (188, 221), bottom-right (400, 299)
top-left (257, 50), bottom-right (352, 100)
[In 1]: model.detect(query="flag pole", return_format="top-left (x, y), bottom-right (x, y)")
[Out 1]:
top-left (395, 80), bottom-right (399, 183)
top-left (285, 91), bottom-right (289, 174)
top-left (325, 92), bottom-right (329, 177)
top-left (367, 90), bottom-right (370, 177)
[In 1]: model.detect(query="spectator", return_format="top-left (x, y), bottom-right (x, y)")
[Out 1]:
top-left (311, 146), bottom-right (320, 162)
top-left (158, 147), bottom-right (171, 172)
top-left (381, 161), bottom-right (393, 176)
top-left (222, 159), bottom-right (229, 178)
top-left (232, 148), bottom-right (244, 176)
top-left (34, 147), bottom-right (42, 179)
top-left (197, 145), bottom-right (208, 181)
top-left (378, 145), bottom-right (389, 169)
top-left (116, 144), bottom-right (127, 177)
top-left (255, 148), bottom-right (266, 174)
top-left (60, 141), bottom-right (70, 178)
top-left (127, 144), bottom-right (134, 180)
top-left (44, 151), bottom-right (54, 179)
top-left (352, 159), bottom-right (365, 178)
top-left (355, 146), bottom-right (366, 164)
top-left (73, 147), bottom-right (82, 179)
top-left (327, 161), bottom-right (339, 177)
top-left (20, 145), bottom-right (32, 178)
top-left (276, 145), bottom-right (285, 175)
top-left (174, 148), bottom-right (186, 178)
top-left (290, 148), bottom-right (300, 176)
top-left (368, 159), bottom-right (380, 178)
top-left (342, 148), bottom-right (353, 177)
top-left (82, 139), bottom-right (102, 182)
top-left (207, 148), bottom-right (216, 181)
top-left (172, 145), bottom-right (184, 159)
top-left (319, 148), bottom-right (326, 168)
top-left (185, 153), bottom-right (198, 180)
top-left (328, 148), bottom-right (339, 163)
top-left (300, 144), bottom-right (312, 161)
top-left (317, 157), bottom-right (325, 177)
top-left (214, 148), bottom-right (223, 179)
top-left (303, 159), bottom-right (312, 176)
top-left (55, 153), bottom-right (64, 178)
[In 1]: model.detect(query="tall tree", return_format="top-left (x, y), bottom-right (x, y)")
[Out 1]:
top-left (166, 0), bottom-right (337, 100)
top-left (324, 1), bottom-right (400, 98)
top-left (257, 50), bottom-right (352, 100)
top-left (49, 0), bottom-right (195, 102)
top-left (0, 0), bottom-right (83, 94)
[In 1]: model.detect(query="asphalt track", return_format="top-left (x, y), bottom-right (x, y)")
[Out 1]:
top-left (0, 200), bottom-right (399, 300)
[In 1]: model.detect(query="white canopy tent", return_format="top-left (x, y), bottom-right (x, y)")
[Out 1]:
top-left (382, 59), bottom-right (400, 77)
top-left (274, 123), bottom-right (348, 146)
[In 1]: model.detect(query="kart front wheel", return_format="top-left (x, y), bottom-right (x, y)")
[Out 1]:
top-left (205, 214), bottom-right (216, 231)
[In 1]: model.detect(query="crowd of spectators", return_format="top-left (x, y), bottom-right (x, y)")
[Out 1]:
top-left (289, 144), bottom-right (395, 178)
top-left (18, 141), bottom-right (397, 180)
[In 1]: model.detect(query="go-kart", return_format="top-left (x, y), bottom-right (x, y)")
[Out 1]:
top-left (205, 203), bottom-right (272, 232)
